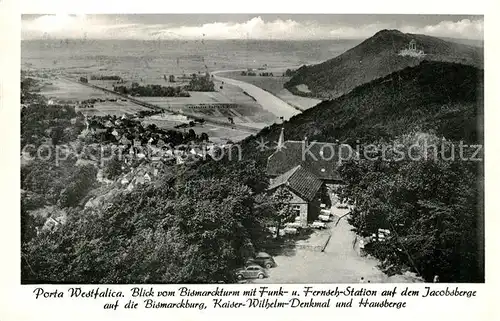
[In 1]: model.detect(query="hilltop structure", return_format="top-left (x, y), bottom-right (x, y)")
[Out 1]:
top-left (398, 39), bottom-right (426, 57)
top-left (284, 30), bottom-right (481, 99)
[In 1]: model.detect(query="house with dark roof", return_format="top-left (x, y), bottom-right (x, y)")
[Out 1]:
top-left (266, 128), bottom-right (355, 226)
top-left (268, 165), bottom-right (323, 227)
top-left (266, 128), bottom-right (355, 184)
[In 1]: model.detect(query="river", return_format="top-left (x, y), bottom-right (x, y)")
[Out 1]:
top-left (213, 70), bottom-right (301, 121)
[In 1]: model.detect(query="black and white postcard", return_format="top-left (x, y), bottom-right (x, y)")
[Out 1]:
top-left (0, 0), bottom-right (497, 320)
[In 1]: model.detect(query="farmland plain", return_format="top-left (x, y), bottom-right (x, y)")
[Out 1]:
top-left (22, 39), bottom-right (359, 141)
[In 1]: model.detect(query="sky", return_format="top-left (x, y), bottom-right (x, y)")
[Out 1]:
top-left (21, 14), bottom-right (484, 41)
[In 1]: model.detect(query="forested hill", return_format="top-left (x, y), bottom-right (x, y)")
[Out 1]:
top-left (285, 29), bottom-right (483, 99)
top-left (240, 60), bottom-right (483, 162)
top-left (248, 59), bottom-right (483, 282)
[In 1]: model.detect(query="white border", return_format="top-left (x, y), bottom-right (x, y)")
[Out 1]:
top-left (2, 1), bottom-right (499, 320)
top-left (18, 0), bottom-right (489, 14)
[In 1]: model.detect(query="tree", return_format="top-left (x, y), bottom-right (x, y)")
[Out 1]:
top-left (186, 129), bottom-right (196, 141)
top-left (270, 187), bottom-right (295, 238)
top-left (58, 164), bottom-right (97, 208)
top-left (103, 155), bottom-right (124, 179)
top-left (51, 126), bottom-right (65, 145)
top-left (21, 206), bottom-right (45, 244)
top-left (21, 175), bottom-right (268, 284)
top-left (199, 132), bottom-right (209, 142)
top-left (337, 133), bottom-right (483, 282)
top-left (186, 72), bottom-right (215, 91)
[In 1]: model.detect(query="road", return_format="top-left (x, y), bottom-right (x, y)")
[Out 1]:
top-left (213, 70), bottom-right (301, 121)
top-left (252, 207), bottom-right (423, 283)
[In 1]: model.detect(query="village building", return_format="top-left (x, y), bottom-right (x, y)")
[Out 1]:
top-left (266, 128), bottom-right (355, 226)
top-left (43, 216), bottom-right (63, 232)
top-left (29, 206), bottom-right (68, 234)
top-left (120, 175), bottom-right (130, 185)
top-left (135, 175), bottom-right (145, 185)
top-left (266, 128), bottom-right (354, 184)
top-left (268, 165), bottom-right (323, 227)
top-left (156, 139), bottom-right (166, 147)
top-left (92, 127), bottom-right (107, 135)
top-left (119, 136), bottom-right (132, 146)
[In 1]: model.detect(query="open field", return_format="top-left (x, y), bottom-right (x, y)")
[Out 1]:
top-left (38, 77), bottom-right (115, 101)
top-left (181, 106), bottom-right (271, 129)
top-left (142, 116), bottom-right (253, 144)
top-left (133, 79), bottom-right (277, 127)
top-left (35, 77), bottom-right (155, 116)
top-left (23, 39), bottom-right (349, 140)
top-left (138, 91), bottom-right (232, 106)
top-left (77, 100), bottom-right (152, 117)
top-left (37, 74), bottom-right (269, 139)
top-left (34, 74), bottom-right (259, 141)
top-left (143, 110), bottom-right (266, 132)
top-left (135, 79), bottom-right (258, 106)
top-left (89, 78), bottom-right (191, 90)
top-left (139, 98), bottom-right (273, 125)
top-left (216, 71), bottom-right (291, 96)
top-left (23, 39), bottom-right (357, 81)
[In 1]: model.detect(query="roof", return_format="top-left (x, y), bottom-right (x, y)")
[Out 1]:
top-left (268, 165), bottom-right (323, 202)
top-left (266, 141), bottom-right (354, 181)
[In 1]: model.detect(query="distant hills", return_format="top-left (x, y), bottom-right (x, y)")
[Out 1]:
top-left (285, 30), bottom-right (483, 99)
top-left (439, 37), bottom-right (484, 48)
top-left (242, 60), bottom-right (483, 163)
